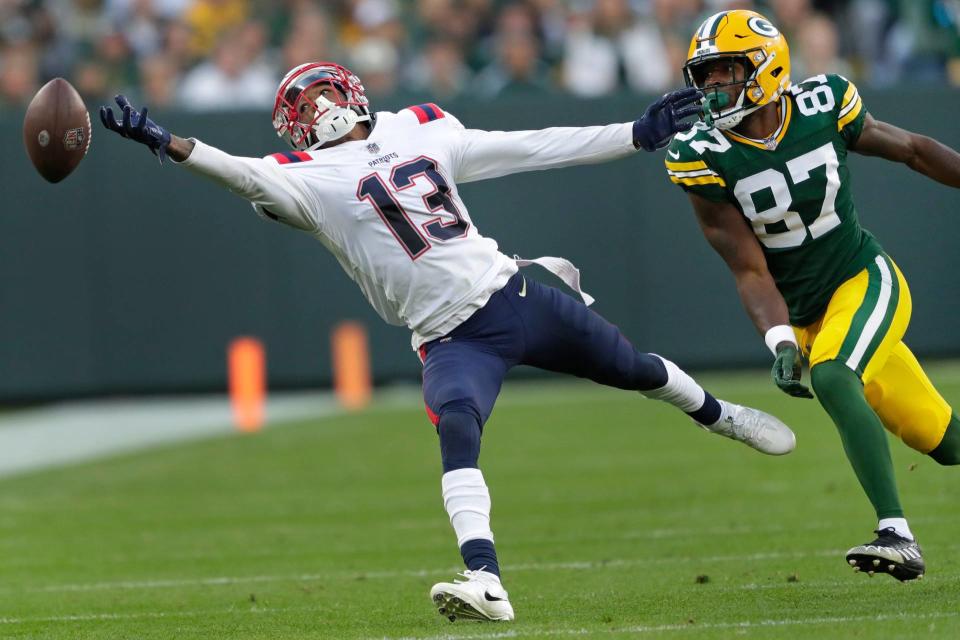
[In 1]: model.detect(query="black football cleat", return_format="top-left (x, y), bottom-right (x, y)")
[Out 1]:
top-left (845, 527), bottom-right (925, 582)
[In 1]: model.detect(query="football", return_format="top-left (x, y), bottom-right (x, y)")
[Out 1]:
top-left (22, 77), bottom-right (92, 183)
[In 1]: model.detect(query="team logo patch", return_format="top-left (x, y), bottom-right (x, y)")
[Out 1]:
top-left (366, 142), bottom-right (381, 154)
top-left (747, 16), bottom-right (779, 37)
top-left (63, 127), bottom-right (84, 151)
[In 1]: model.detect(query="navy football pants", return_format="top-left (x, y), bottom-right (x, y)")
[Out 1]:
top-left (421, 272), bottom-right (668, 470)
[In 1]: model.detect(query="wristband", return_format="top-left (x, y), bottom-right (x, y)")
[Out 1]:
top-left (764, 324), bottom-right (797, 356)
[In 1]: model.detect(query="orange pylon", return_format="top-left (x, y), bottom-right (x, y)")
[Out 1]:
top-left (228, 337), bottom-right (266, 432)
top-left (332, 321), bottom-right (372, 410)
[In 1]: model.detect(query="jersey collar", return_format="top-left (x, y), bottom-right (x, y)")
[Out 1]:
top-left (723, 96), bottom-right (792, 151)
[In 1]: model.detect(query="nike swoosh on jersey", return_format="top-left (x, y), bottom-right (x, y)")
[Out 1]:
top-left (484, 591), bottom-right (506, 602)
top-left (518, 276), bottom-right (527, 297)
top-left (668, 150), bottom-right (681, 159)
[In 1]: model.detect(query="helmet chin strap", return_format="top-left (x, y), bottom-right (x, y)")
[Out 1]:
top-left (712, 96), bottom-right (763, 130)
top-left (304, 95), bottom-right (371, 150)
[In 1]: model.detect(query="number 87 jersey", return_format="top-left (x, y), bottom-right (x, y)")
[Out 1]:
top-left (665, 73), bottom-right (883, 327)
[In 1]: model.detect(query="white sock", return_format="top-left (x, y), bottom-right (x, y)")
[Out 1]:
top-left (478, 570), bottom-right (502, 585)
top-left (640, 354), bottom-right (706, 413)
top-left (715, 399), bottom-right (736, 424)
top-left (878, 517), bottom-right (914, 541)
top-left (441, 468), bottom-right (494, 547)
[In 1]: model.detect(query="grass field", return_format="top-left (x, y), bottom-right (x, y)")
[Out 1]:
top-left (1, 368), bottom-right (959, 639)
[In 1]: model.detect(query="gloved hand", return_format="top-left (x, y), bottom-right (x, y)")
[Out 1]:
top-left (772, 343), bottom-right (814, 399)
top-left (632, 87), bottom-right (703, 152)
top-left (99, 94), bottom-right (172, 163)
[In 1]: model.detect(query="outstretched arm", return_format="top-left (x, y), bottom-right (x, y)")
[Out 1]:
top-left (453, 88), bottom-right (701, 183)
top-left (100, 95), bottom-right (317, 230)
top-left (851, 113), bottom-right (960, 188)
top-left (166, 135), bottom-right (196, 162)
top-left (689, 193), bottom-right (813, 399)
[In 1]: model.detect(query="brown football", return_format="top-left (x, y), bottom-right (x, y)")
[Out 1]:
top-left (22, 78), bottom-right (92, 183)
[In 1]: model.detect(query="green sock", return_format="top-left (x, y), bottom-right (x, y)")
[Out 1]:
top-left (929, 414), bottom-right (960, 465)
top-left (810, 360), bottom-right (903, 519)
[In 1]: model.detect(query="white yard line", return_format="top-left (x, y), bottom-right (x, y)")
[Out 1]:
top-left (373, 612), bottom-right (960, 640)
top-left (14, 543), bottom-right (956, 596)
top-left (0, 608), bottom-right (955, 633)
top-left (5, 549), bottom-right (848, 594)
top-left (0, 605), bottom-right (311, 625)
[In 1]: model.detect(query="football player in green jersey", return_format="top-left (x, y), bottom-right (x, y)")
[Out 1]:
top-left (666, 9), bottom-right (960, 581)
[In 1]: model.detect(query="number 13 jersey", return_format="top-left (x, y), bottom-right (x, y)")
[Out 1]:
top-left (180, 104), bottom-right (636, 348)
top-left (665, 74), bottom-right (882, 326)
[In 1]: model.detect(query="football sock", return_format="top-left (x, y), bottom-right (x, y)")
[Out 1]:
top-left (641, 354), bottom-right (722, 425)
top-left (929, 413), bottom-right (960, 465)
top-left (442, 467), bottom-right (494, 544)
top-left (460, 538), bottom-right (501, 578)
top-left (878, 517), bottom-right (914, 541)
top-left (689, 393), bottom-right (723, 426)
top-left (438, 411), bottom-right (481, 472)
top-left (811, 360), bottom-right (903, 519)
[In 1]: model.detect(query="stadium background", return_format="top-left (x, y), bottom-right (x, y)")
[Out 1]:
top-left (0, 0), bottom-right (959, 400)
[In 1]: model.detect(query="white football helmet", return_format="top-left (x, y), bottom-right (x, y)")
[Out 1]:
top-left (271, 62), bottom-right (372, 150)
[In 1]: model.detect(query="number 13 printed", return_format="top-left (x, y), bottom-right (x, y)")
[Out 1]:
top-left (358, 156), bottom-right (470, 259)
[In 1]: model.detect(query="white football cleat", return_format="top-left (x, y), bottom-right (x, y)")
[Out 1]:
top-left (430, 569), bottom-right (514, 622)
top-left (698, 402), bottom-right (796, 455)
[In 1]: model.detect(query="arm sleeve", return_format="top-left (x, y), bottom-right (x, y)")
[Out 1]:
top-left (451, 121), bottom-right (636, 183)
top-left (175, 139), bottom-right (320, 231)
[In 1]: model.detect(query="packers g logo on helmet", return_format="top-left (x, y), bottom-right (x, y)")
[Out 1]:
top-left (747, 16), bottom-right (779, 37)
top-left (683, 10), bottom-right (791, 130)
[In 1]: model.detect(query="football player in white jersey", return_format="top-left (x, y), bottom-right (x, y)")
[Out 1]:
top-left (100, 61), bottom-right (796, 622)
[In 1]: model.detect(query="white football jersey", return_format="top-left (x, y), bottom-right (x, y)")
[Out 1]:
top-left (179, 104), bottom-right (636, 348)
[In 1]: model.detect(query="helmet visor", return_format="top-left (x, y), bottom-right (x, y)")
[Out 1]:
top-left (685, 54), bottom-right (751, 90)
top-left (282, 69), bottom-right (342, 107)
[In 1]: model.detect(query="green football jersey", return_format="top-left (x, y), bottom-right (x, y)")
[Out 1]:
top-left (666, 73), bottom-right (882, 326)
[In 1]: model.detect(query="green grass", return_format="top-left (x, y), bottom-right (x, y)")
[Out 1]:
top-left (1, 369), bottom-right (959, 639)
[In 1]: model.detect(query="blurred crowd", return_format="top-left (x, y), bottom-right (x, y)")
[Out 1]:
top-left (1, 0), bottom-right (959, 111)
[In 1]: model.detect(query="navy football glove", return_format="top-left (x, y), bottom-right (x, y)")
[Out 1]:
top-left (632, 87), bottom-right (703, 152)
top-left (99, 95), bottom-right (172, 163)
top-left (772, 343), bottom-right (814, 399)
